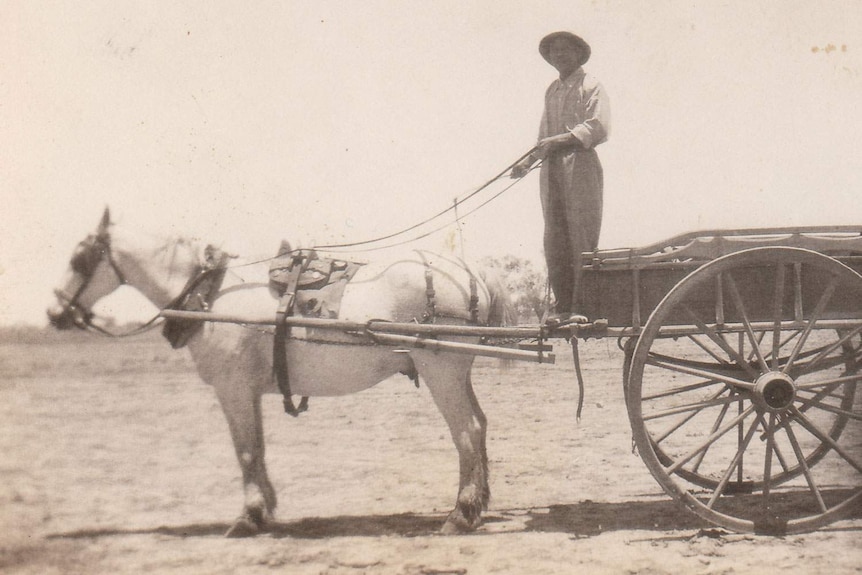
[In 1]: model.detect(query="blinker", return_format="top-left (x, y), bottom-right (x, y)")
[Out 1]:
top-left (70, 236), bottom-right (107, 277)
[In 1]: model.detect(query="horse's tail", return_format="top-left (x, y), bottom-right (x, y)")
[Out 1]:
top-left (479, 268), bottom-right (517, 328)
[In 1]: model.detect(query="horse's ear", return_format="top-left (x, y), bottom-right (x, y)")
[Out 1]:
top-left (98, 207), bottom-right (111, 233)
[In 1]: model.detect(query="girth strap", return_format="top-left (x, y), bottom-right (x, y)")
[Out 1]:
top-left (273, 255), bottom-right (310, 417)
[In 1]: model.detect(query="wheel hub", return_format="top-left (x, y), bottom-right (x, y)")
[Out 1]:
top-left (753, 371), bottom-right (797, 412)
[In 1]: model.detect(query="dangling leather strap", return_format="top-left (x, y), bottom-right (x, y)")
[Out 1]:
top-left (273, 258), bottom-right (309, 417)
top-left (422, 262), bottom-right (436, 323)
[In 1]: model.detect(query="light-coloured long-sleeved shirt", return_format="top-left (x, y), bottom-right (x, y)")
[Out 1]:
top-left (539, 67), bottom-right (610, 149)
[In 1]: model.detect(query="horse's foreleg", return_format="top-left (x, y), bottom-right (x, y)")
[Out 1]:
top-left (212, 379), bottom-right (276, 538)
top-left (414, 352), bottom-right (489, 534)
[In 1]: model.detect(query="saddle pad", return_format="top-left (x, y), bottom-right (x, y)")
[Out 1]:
top-left (269, 250), bottom-right (363, 319)
top-left (294, 270), bottom-right (357, 318)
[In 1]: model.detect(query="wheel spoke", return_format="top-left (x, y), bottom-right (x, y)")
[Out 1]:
top-left (754, 411), bottom-right (792, 474)
top-left (796, 325), bottom-right (862, 376)
top-left (707, 414), bottom-right (761, 508)
top-left (687, 334), bottom-right (732, 365)
top-left (792, 351), bottom-right (862, 379)
top-left (666, 405), bottom-right (756, 475)
top-left (747, 331), bottom-right (767, 364)
top-left (763, 330), bottom-right (801, 364)
top-left (643, 393), bottom-right (741, 422)
top-left (736, 398), bottom-right (746, 484)
top-left (725, 273), bottom-right (770, 373)
top-left (771, 431), bottom-right (791, 474)
top-left (794, 394), bottom-right (862, 422)
top-left (692, 398), bottom-right (733, 473)
top-left (683, 305), bottom-right (761, 379)
top-left (782, 275), bottom-right (839, 374)
top-left (764, 381), bottom-right (846, 440)
top-left (790, 406), bottom-right (862, 474)
top-left (785, 423), bottom-right (828, 513)
top-left (761, 413), bottom-right (777, 512)
top-left (797, 372), bottom-right (862, 391)
top-left (796, 387), bottom-right (851, 401)
top-left (646, 354), bottom-right (755, 391)
top-left (653, 388), bottom-right (730, 444)
top-left (642, 378), bottom-right (725, 402)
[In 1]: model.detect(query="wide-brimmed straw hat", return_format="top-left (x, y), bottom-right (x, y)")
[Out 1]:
top-left (539, 31), bottom-right (591, 66)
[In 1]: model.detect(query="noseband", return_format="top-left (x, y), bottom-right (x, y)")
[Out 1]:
top-left (54, 232), bottom-right (127, 329)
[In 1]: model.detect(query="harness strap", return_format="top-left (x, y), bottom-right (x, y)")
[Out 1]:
top-left (103, 235), bottom-right (128, 286)
top-left (468, 275), bottom-right (479, 325)
top-left (570, 337), bottom-right (586, 422)
top-left (423, 262), bottom-right (436, 323)
top-left (273, 255), bottom-right (310, 416)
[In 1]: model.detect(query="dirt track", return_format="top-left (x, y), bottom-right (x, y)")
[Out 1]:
top-left (1, 334), bottom-right (860, 574)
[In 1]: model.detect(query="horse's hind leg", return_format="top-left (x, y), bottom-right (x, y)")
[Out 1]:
top-left (212, 375), bottom-right (276, 538)
top-left (414, 351), bottom-right (489, 533)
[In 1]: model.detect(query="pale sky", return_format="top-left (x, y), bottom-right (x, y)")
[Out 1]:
top-left (2, 1), bottom-right (861, 325)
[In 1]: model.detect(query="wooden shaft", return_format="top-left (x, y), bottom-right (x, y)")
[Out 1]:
top-left (159, 309), bottom-right (556, 363)
top-left (159, 309), bottom-right (545, 338)
top-left (370, 332), bottom-right (555, 364)
top-left (162, 309), bottom-right (275, 325)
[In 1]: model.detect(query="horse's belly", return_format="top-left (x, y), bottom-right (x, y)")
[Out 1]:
top-left (285, 338), bottom-right (412, 396)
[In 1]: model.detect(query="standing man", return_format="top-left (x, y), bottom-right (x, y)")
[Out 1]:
top-left (512, 31), bottom-right (610, 323)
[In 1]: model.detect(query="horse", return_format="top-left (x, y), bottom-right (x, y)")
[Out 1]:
top-left (47, 208), bottom-right (515, 537)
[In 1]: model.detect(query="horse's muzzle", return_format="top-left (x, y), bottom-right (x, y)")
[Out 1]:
top-left (47, 303), bottom-right (85, 330)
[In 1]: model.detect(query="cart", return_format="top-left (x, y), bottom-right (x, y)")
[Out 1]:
top-left (163, 225), bottom-right (862, 535)
top-left (576, 225), bottom-right (862, 534)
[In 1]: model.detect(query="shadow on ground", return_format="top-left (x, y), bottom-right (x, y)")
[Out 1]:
top-left (47, 498), bottom-right (711, 540)
top-left (522, 499), bottom-right (706, 535)
top-left (47, 491), bottom-right (862, 540)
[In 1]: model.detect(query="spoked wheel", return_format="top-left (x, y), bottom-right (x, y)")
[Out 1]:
top-left (627, 247), bottom-right (862, 534)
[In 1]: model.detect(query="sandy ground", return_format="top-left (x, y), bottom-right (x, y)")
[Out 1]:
top-left (1, 333), bottom-right (860, 574)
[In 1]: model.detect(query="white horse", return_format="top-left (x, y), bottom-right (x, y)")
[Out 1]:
top-left (47, 208), bottom-right (514, 537)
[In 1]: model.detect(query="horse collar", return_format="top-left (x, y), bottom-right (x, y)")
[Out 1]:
top-left (161, 246), bottom-right (232, 348)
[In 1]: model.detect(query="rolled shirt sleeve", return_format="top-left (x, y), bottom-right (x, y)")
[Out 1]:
top-left (569, 76), bottom-right (610, 149)
top-left (539, 68), bottom-right (610, 150)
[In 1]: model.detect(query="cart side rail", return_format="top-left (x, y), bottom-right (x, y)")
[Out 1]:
top-left (580, 231), bottom-right (862, 330)
top-left (588, 226), bottom-right (862, 269)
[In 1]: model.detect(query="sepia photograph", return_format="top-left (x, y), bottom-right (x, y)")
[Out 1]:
top-left (2, 1), bottom-right (861, 573)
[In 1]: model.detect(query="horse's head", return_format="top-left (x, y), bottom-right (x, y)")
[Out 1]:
top-left (47, 208), bottom-right (128, 330)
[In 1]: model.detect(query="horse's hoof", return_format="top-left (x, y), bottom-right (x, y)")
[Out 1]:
top-left (225, 516), bottom-right (260, 538)
top-left (440, 521), bottom-right (466, 535)
top-left (440, 512), bottom-right (479, 535)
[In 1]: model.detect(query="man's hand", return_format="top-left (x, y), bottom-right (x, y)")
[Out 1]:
top-left (536, 132), bottom-right (579, 157)
top-left (510, 157), bottom-right (535, 179)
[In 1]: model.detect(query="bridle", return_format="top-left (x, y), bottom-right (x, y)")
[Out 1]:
top-left (52, 232), bottom-right (161, 336)
top-left (53, 232), bottom-right (125, 325)
top-left (53, 230), bottom-right (232, 338)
